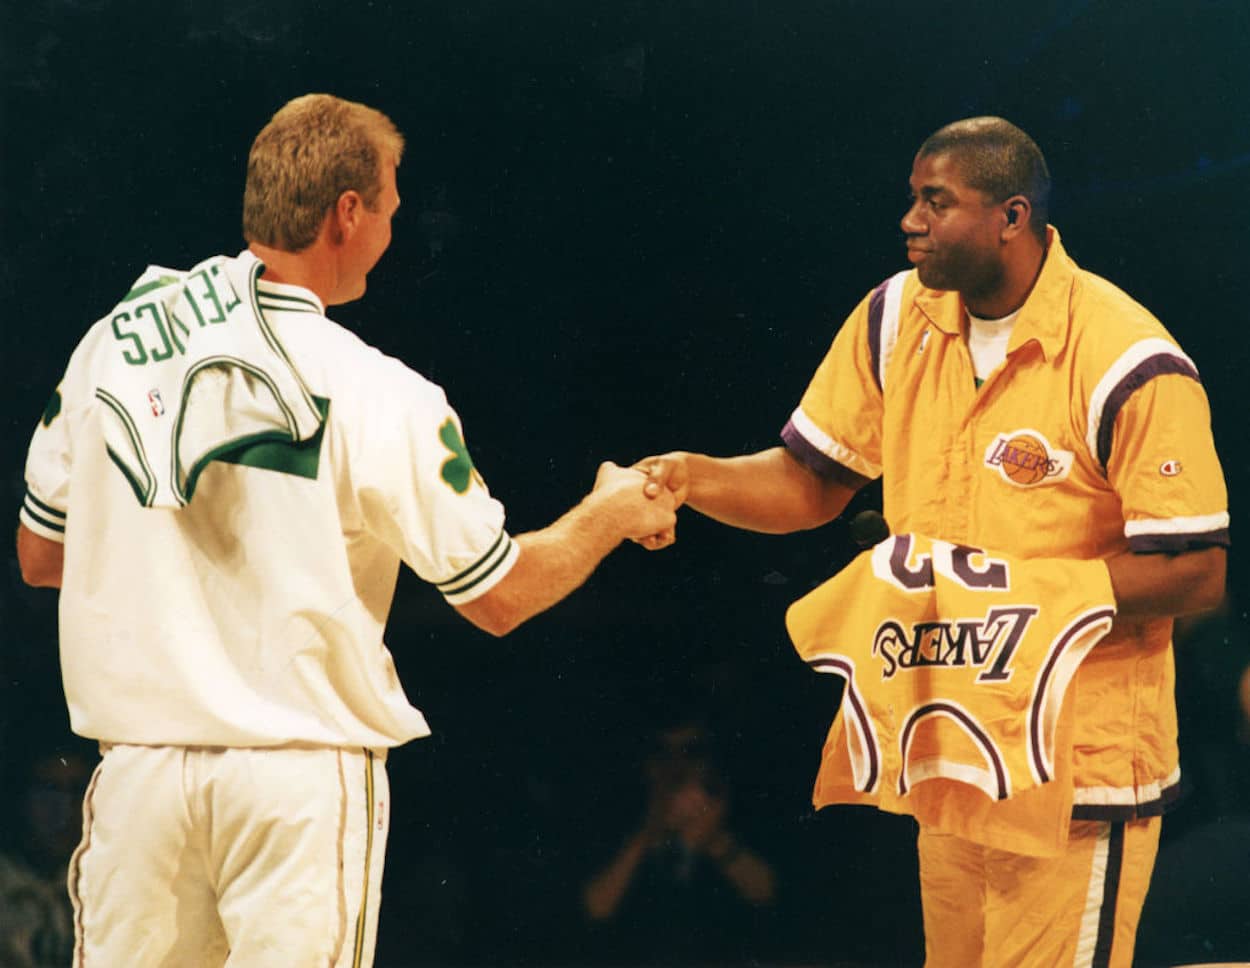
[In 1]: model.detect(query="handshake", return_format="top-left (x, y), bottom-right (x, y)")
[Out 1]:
top-left (591, 452), bottom-right (689, 551)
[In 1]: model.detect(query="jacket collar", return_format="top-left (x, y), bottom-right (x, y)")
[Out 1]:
top-left (914, 226), bottom-right (1075, 362)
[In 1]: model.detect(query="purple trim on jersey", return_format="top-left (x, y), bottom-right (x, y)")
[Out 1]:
top-left (1029, 608), bottom-right (1115, 783)
top-left (1096, 354), bottom-right (1200, 469)
top-left (1091, 821), bottom-right (1126, 968)
top-left (808, 656), bottom-right (880, 794)
top-left (1128, 528), bottom-right (1230, 553)
top-left (866, 279), bottom-right (889, 392)
top-left (898, 701), bottom-right (1008, 800)
top-left (1070, 777), bottom-right (1183, 821)
top-left (780, 421), bottom-right (872, 488)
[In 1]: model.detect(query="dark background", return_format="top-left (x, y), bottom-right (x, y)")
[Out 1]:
top-left (3, 2), bottom-right (1249, 965)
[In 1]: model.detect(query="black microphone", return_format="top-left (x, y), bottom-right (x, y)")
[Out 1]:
top-left (849, 509), bottom-right (891, 548)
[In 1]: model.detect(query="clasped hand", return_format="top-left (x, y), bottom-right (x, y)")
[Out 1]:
top-left (628, 452), bottom-right (690, 551)
top-left (587, 452), bottom-right (688, 550)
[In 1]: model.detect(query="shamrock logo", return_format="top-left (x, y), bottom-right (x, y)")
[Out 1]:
top-left (439, 418), bottom-right (476, 494)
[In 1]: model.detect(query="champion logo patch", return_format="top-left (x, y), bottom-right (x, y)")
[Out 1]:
top-left (1160, 460), bottom-right (1182, 477)
top-left (984, 430), bottom-right (1073, 487)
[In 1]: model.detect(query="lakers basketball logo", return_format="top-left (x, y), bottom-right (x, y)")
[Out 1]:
top-left (983, 430), bottom-right (1073, 488)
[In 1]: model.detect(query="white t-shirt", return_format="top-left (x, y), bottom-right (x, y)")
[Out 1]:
top-left (966, 308), bottom-right (1020, 383)
top-left (20, 253), bottom-right (518, 748)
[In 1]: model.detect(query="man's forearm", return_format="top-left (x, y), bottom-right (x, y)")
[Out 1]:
top-left (582, 829), bottom-right (652, 921)
top-left (455, 463), bottom-right (677, 636)
top-left (456, 498), bottom-right (627, 636)
top-left (16, 524), bottom-right (64, 589)
top-left (683, 447), bottom-right (857, 534)
top-left (1106, 546), bottom-right (1226, 620)
top-left (507, 501), bottom-right (628, 617)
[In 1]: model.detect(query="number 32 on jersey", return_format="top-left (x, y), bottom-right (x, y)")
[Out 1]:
top-left (869, 535), bottom-right (1035, 683)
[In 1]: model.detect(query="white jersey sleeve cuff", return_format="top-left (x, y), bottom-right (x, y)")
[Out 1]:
top-left (785, 407), bottom-right (883, 480)
top-left (435, 531), bottom-right (519, 605)
top-left (19, 489), bottom-right (67, 543)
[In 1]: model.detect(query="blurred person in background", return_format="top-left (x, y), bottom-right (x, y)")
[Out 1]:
top-left (0, 741), bottom-right (95, 968)
top-left (582, 722), bottom-right (776, 964)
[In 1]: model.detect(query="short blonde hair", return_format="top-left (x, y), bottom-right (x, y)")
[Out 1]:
top-left (242, 93), bottom-right (405, 252)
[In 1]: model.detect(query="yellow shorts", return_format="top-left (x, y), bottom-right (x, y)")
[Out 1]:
top-left (918, 817), bottom-right (1161, 968)
top-left (69, 744), bottom-right (388, 967)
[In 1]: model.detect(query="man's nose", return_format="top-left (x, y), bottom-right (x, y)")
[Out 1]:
top-left (900, 204), bottom-right (926, 236)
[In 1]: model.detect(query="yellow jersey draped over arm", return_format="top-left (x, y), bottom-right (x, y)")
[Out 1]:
top-left (787, 535), bottom-right (1116, 856)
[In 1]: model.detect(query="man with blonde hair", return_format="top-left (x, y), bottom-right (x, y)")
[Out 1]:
top-left (16, 93), bottom-right (675, 966)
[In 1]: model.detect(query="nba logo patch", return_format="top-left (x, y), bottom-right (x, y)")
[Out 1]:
top-left (984, 429), bottom-right (1073, 487)
top-left (147, 389), bottom-right (165, 417)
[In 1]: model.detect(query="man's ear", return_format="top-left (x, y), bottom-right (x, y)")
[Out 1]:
top-left (1003, 195), bottom-right (1031, 237)
top-left (331, 190), bottom-right (364, 243)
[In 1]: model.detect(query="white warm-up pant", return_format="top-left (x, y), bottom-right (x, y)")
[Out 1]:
top-left (69, 744), bottom-right (389, 967)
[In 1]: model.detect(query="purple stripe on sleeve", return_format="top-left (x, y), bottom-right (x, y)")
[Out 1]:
top-left (780, 420), bottom-right (873, 488)
top-left (1096, 354), bottom-right (1200, 469)
top-left (866, 280), bottom-right (888, 391)
top-left (1128, 528), bottom-right (1230, 553)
